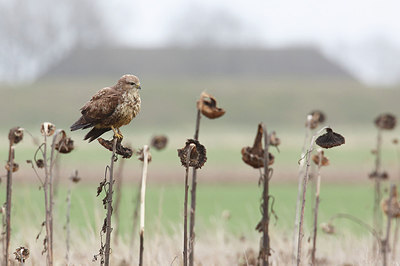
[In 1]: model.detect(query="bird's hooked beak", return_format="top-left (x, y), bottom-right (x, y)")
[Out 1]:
top-left (137, 83), bottom-right (141, 90)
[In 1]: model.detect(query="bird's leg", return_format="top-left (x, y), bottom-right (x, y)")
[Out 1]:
top-left (111, 126), bottom-right (123, 140)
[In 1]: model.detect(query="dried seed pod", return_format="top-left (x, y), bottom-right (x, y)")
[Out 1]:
top-left (308, 110), bottom-right (326, 129)
top-left (150, 135), bottom-right (168, 150)
top-left (241, 124), bottom-right (274, 169)
top-left (312, 150), bottom-right (329, 166)
top-left (40, 122), bottom-right (56, 136)
top-left (5, 162), bottom-right (19, 173)
top-left (36, 159), bottom-right (44, 168)
top-left (381, 189), bottom-right (400, 218)
top-left (177, 139), bottom-right (207, 169)
top-left (315, 128), bottom-right (345, 149)
top-left (320, 223), bottom-right (335, 234)
top-left (197, 92), bottom-right (226, 119)
top-left (375, 113), bottom-right (396, 130)
top-left (137, 148), bottom-right (152, 163)
top-left (14, 247), bottom-right (30, 263)
top-left (393, 138), bottom-right (399, 145)
top-left (369, 171), bottom-right (389, 180)
top-left (55, 136), bottom-right (74, 154)
top-left (8, 127), bottom-right (24, 145)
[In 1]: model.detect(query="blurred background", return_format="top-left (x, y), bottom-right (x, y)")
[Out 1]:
top-left (1, 0), bottom-right (400, 250)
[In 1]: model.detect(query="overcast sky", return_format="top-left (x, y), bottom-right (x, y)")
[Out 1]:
top-left (99, 0), bottom-right (400, 86)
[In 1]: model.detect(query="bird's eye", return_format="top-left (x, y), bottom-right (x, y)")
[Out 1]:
top-left (129, 82), bottom-right (135, 86)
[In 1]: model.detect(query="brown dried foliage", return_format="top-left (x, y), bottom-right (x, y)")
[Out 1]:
top-left (197, 92), bottom-right (226, 119)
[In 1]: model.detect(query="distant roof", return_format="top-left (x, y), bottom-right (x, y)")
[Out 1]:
top-left (42, 46), bottom-right (355, 80)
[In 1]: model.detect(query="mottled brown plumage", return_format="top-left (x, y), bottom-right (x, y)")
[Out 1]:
top-left (70, 74), bottom-right (141, 142)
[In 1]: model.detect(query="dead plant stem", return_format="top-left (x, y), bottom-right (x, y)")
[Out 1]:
top-left (297, 126), bottom-right (327, 266)
top-left (189, 109), bottom-right (201, 266)
top-left (4, 144), bottom-right (14, 266)
top-left (311, 152), bottom-right (322, 265)
top-left (139, 145), bottom-right (150, 266)
top-left (383, 184), bottom-right (395, 266)
top-left (104, 137), bottom-right (118, 266)
top-left (292, 116), bottom-right (312, 264)
top-left (184, 144), bottom-right (195, 266)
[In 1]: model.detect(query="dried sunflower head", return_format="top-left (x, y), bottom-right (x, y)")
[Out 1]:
top-left (40, 122), bottom-right (56, 137)
top-left (369, 171), bottom-right (388, 180)
top-left (375, 113), bottom-right (396, 130)
top-left (315, 128), bottom-right (345, 149)
top-left (136, 147), bottom-right (152, 163)
top-left (241, 124), bottom-right (274, 168)
top-left (312, 150), bottom-right (329, 166)
top-left (197, 92), bottom-right (226, 119)
top-left (97, 138), bottom-right (133, 159)
top-left (8, 127), bottom-right (24, 145)
top-left (320, 223), bottom-right (335, 234)
top-left (5, 162), bottom-right (19, 173)
top-left (36, 159), bottom-right (44, 168)
top-left (177, 139), bottom-right (207, 169)
top-left (308, 110), bottom-right (326, 129)
top-left (70, 170), bottom-right (81, 183)
top-left (14, 246), bottom-right (30, 263)
top-left (150, 135), bottom-right (168, 150)
top-left (381, 189), bottom-right (400, 218)
top-left (55, 135), bottom-right (74, 154)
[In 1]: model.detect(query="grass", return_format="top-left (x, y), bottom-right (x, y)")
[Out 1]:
top-left (3, 182), bottom-right (383, 237)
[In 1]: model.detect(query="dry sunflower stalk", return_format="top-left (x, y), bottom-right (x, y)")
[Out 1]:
top-left (197, 92), bottom-right (226, 119)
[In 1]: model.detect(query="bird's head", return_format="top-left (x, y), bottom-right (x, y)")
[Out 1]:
top-left (118, 74), bottom-right (141, 91)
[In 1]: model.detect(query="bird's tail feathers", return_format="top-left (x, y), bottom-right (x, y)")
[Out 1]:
top-left (84, 127), bottom-right (111, 142)
top-left (70, 116), bottom-right (92, 131)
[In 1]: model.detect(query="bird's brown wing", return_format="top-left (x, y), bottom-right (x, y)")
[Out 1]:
top-left (80, 87), bottom-right (121, 124)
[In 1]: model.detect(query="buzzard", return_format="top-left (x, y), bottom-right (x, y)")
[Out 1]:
top-left (70, 74), bottom-right (141, 142)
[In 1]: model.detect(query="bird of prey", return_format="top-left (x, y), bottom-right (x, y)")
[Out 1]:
top-left (70, 74), bottom-right (141, 142)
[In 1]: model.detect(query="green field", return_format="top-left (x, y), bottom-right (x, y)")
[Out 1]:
top-left (3, 182), bottom-right (384, 238)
